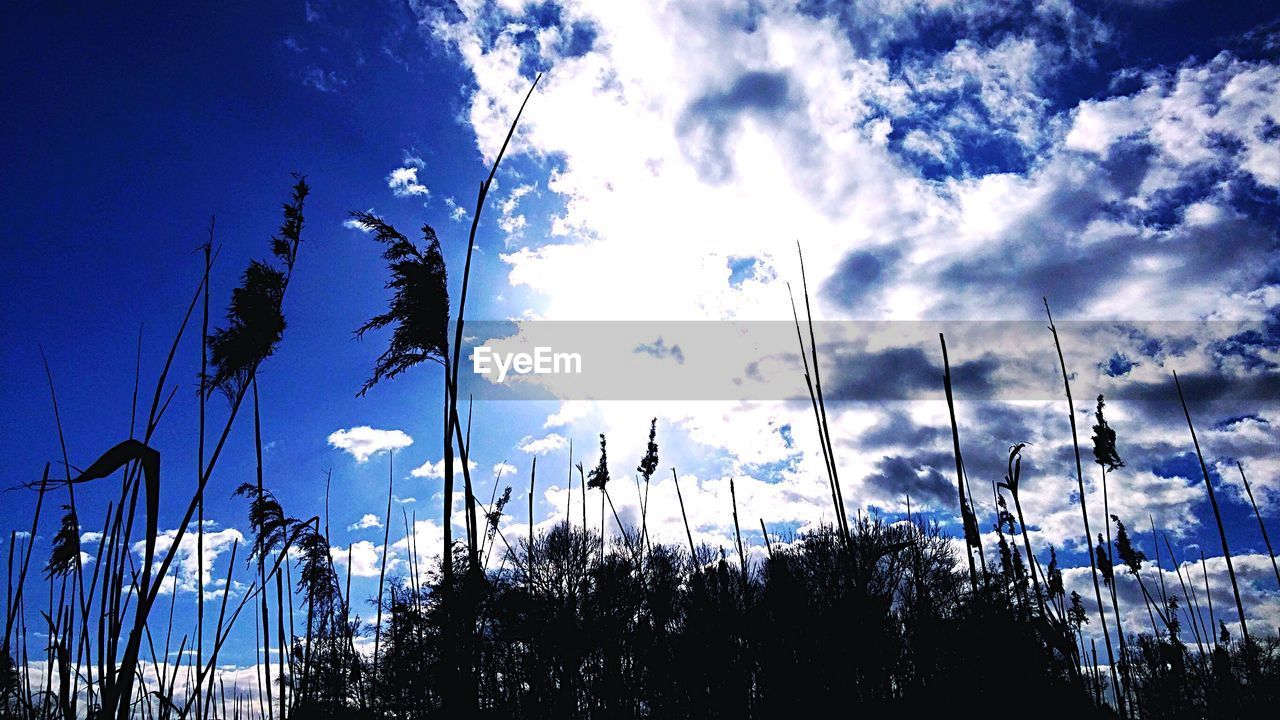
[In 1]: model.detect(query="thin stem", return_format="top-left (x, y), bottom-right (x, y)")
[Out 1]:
top-left (1236, 462), bottom-right (1280, 593)
top-left (1043, 299), bottom-right (1123, 714)
top-left (1175, 372), bottom-right (1249, 644)
top-left (940, 334), bottom-right (981, 594)
top-left (673, 468), bottom-right (698, 571)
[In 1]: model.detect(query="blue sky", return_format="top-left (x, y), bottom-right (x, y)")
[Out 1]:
top-left (3, 0), bottom-right (1280, 675)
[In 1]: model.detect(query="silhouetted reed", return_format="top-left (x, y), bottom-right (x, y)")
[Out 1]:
top-left (1046, 298), bottom-right (1126, 713)
top-left (6, 151), bottom-right (1280, 720)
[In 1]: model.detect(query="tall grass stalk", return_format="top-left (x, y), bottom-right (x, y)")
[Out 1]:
top-left (787, 281), bottom-right (847, 547)
top-left (1043, 299), bottom-right (1124, 714)
top-left (673, 468), bottom-right (698, 571)
top-left (195, 222), bottom-right (212, 720)
top-left (760, 519), bottom-right (774, 560)
top-left (3, 465), bottom-right (47, 659)
top-left (939, 334), bottom-right (982, 594)
top-left (352, 76), bottom-right (538, 715)
top-left (93, 175), bottom-right (305, 720)
top-left (730, 478), bottom-right (748, 590)
top-left (1175, 372), bottom-right (1250, 644)
top-left (372, 450), bottom-right (395, 697)
top-left (1200, 550), bottom-right (1217, 644)
top-left (39, 350), bottom-right (92, 717)
top-left (1148, 516), bottom-right (1171, 630)
top-left (252, 376), bottom-right (275, 720)
top-left (529, 457), bottom-right (537, 566)
top-left (1164, 535), bottom-right (1207, 659)
top-left (1236, 462), bottom-right (1280, 592)
top-left (1091, 396), bottom-right (1135, 710)
top-left (795, 248), bottom-right (849, 543)
top-left (447, 74), bottom-right (543, 573)
top-left (999, 443), bottom-right (1050, 620)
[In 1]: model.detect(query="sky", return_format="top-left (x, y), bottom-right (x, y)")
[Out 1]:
top-left (2, 0), bottom-right (1280, 675)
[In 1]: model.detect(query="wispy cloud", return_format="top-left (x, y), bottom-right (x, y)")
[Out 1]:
top-left (498, 183), bottom-right (536, 241)
top-left (444, 196), bottom-right (468, 222)
top-left (388, 166), bottom-right (429, 197)
top-left (401, 151), bottom-right (426, 169)
top-left (301, 65), bottom-right (344, 93)
top-left (344, 213), bottom-right (374, 232)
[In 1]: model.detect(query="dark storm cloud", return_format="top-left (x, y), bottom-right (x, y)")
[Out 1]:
top-left (1210, 307), bottom-right (1280, 372)
top-left (859, 408), bottom-right (944, 449)
top-left (934, 165), bottom-right (1279, 317)
top-left (1111, 371), bottom-right (1280, 417)
top-left (678, 71), bottom-right (793, 182)
top-left (863, 453), bottom-right (955, 505)
top-left (823, 247), bottom-right (901, 310)
top-left (824, 345), bottom-right (999, 401)
top-left (936, 178), bottom-right (1128, 313)
top-left (690, 71), bottom-right (791, 117)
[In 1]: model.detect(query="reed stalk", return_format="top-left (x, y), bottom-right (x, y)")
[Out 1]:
top-left (1043, 299), bottom-right (1124, 714)
top-left (1175, 372), bottom-right (1250, 645)
top-left (1236, 462), bottom-right (1280, 593)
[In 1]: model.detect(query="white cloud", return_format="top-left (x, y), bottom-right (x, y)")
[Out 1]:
top-left (900, 128), bottom-right (952, 163)
top-left (518, 433), bottom-right (569, 454)
top-left (328, 426), bottom-right (414, 462)
top-left (419, 1), bottom-right (1277, 336)
top-left (545, 400), bottom-right (592, 427)
top-left (1060, 551), bottom-right (1280, 646)
top-left (389, 518), bottom-right (446, 576)
top-left (331, 519), bottom-right (450, 586)
top-left (347, 513), bottom-right (383, 531)
top-left (344, 214), bottom-right (374, 232)
top-left (410, 457), bottom-right (478, 479)
top-left (444, 196), bottom-right (469, 222)
top-left (331, 539), bottom-right (384, 578)
top-left (302, 65), bottom-right (344, 93)
top-left (408, 2), bottom-right (1280, 605)
top-left (387, 166), bottom-right (430, 197)
top-left (1065, 53), bottom-right (1280, 191)
top-left (137, 523), bottom-right (245, 597)
top-left (498, 182), bottom-right (536, 241)
top-left (902, 35), bottom-right (1051, 155)
top-left (20, 648), bottom-right (270, 712)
